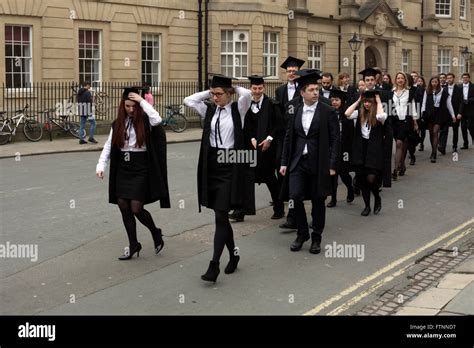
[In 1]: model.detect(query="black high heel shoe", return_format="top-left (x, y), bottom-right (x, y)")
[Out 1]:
top-left (224, 253), bottom-right (240, 274)
top-left (374, 196), bottom-right (382, 215)
top-left (201, 261), bottom-right (220, 282)
top-left (118, 242), bottom-right (142, 260)
top-left (398, 167), bottom-right (406, 176)
top-left (391, 169), bottom-right (398, 181)
top-left (152, 228), bottom-right (165, 255)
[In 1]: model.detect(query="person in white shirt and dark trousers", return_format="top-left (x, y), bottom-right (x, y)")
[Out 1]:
top-left (458, 73), bottom-right (474, 149)
top-left (439, 73), bottom-right (463, 153)
top-left (96, 88), bottom-right (169, 260)
top-left (184, 74), bottom-right (254, 283)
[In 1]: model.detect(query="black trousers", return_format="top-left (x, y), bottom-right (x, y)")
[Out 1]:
top-left (440, 121), bottom-right (460, 150)
top-left (289, 156), bottom-right (325, 240)
top-left (460, 109), bottom-right (473, 146)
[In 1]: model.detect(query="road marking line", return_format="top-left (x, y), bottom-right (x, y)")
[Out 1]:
top-left (303, 218), bottom-right (474, 316)
top-left (326, 226), bottom-right (473, 316)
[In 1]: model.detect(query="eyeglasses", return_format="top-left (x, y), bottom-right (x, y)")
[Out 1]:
top-left (210, 92), bottom-right (225, 97)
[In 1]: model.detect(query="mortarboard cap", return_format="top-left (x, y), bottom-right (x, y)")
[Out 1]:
top-left (209, 73), bottom-right (233, 88)
top-left (359, 67), bottom-right (381, 78)
top-left (122, 86), bottom-right (147, 100)
top-left (295, 69), bottom-right (322, 89)
top-left (329, 89), bottom-right (348, 100)
top-left (247, 75), bottom-right (265, 85)
top-left (362, 90), bottom-right (380, 99)
top-left (280, 56), bottom-right (305, 70)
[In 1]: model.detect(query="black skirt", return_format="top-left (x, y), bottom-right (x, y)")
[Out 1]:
top-left (115, 151), bottom-right (148, 201)
top-left (392, 117), bottom-right (411, 141)
top-left (424, 107), bottom-right (442, 125)
top-left (206, 147), bottom-right (233, 211)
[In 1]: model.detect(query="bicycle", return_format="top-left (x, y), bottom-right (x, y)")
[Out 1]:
top-left (41, 107), bottom-right (85, 141)
top-left (0, 104), bottom-right (43, 145)
top-left (159, 104), bottom-right (187, 133)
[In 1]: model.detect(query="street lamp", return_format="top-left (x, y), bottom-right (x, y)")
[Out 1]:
top-left (348, 32), bottom-right (363, 86)
top-left (461, 46), bottom-right (472, 73)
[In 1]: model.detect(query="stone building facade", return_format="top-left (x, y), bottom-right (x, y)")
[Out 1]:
top-left (1, 0), bottom-right (473, 89)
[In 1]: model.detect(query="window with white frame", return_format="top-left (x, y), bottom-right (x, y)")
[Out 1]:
top-left (221, 30), bottom-right (248, 78)
top-left (460, 0), bottom-right (466, 19)
top-left (142, 33), bottom-right (161, 84)
top-left (5, 25), bottom-right (32, 88)
top-left (438, 49), bottom-right (451, 74)
top-left (79, 29), bottom-right (101, 83)
top-left (308, 43), bottom-right (322, 70)
top-left (435, 0), bottom-right (451, 17)
top-left (402, 49), bottom-right (410, 73)
top-left (263, 32), bottom-right (279, 78)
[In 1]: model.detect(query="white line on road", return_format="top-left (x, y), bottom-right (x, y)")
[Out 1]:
top-left (303, 218), bottom-right (474, 316)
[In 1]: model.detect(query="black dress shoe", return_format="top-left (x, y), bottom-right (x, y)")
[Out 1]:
top-left (279, 221), bottom-right (297, 229)
top-left (271, 212), bottom-right (285, 219)
top-left (354, 187), bottom-right (361, 196)
top-left (460, 145), bottom-right (468, 149)
top-left (290, 235), bottom-right (310, 251)
top-left (452, 146), bottom-right (458, 153)
top-left (373, 197), bottom-right (382, 215)
top-left (229, 212), bottom-right (244, 222)
top-left (430, 155), bottom-right (436, 163)
top-left (118, 242), bottom-right (142, 260)
top-left (309, 240), bottom-right (321, 254)
top-left (418, 144), bottom-right (424, 151)
top-left (326, 200), bottom-right (336, 208)
top-left (438, 147), bottom-right (446, 155)
top-left (346, 189), bottom-right (355, 203)
top-left (79, 139), bottom-right (88, 144)
top-left (361, 207), bottom-right (371, 216)
top-left (201, 261), bottom-right (220, 282)
top-left (410, 156), bottom-right (416, 165)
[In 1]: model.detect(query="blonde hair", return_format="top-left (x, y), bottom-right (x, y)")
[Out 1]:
top-left (394, 71), bottom-right (408, 90)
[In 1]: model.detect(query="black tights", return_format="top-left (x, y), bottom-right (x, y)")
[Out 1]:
top-left (117, 198), bottom-right (157, 247)
top-left (428, 123), bottom-right (440, 156)
top-left (212, 210), bottom-right (236, 263)
top-left (360, 173), bottom-right (380, 208)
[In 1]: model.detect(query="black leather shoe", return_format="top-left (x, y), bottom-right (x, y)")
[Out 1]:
top-left (88, 138), bottom-right (98, 144)
top-left (152, 228), bottom-right (164, 255)
top-left (79, 139), bottom-right (87, 144)
top-left (201, 261), bottom-right (220, 282)
top-left (354, 186), bottom-right (361, 196)
top-left (271, 212), bottom-right (285, 219)
top-left (309, 240), bottom-right (321, 254)
top-left (418, 144), bottom-right (424, 151)
top-left (430, 155), bottom-right (436, 163)
top-left (361, 207), bottom-right (371, 216)
top-left (460, 145), bottom-right (468, 149)
top-left (290, 235), bottom-right (309, 251)
top-left (280, 221), bottom-right (297, 229)
top-left (118, 242), bottom-right (142, 260)
top-left (229, 212), bottom-right (244, 222)
top-left (438, 147), bottom-right (446, 155)
top-left (410, 156), bottom-right (416, 165)
top-left (346, 189), bottom-right (355, 203)
top-left (374, 197), bottom-right (382, 215)
top-left (224, 253), bottom-right (240, 274)
top-left (452, 146), bottom-right (457, 153)
top-left (326, 200), bottom-right (336, 208)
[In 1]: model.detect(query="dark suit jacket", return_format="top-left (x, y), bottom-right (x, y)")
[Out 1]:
top-left (459, 83), bottom-right (474, 115)
top-left (280, 101), bottom-right (340, 199)
top-left (275, 83), bottom-right (300, 115)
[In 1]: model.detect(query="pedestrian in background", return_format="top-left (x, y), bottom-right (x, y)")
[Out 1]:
top-left (77, 81), bottom-right (98, 144)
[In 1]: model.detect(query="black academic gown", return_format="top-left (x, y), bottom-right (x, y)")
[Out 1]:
top-left (351, 117), bottom-right (385, 171)
top-left (279, 101), bottom-right (340, 201)
top-left (197, 102), bottom-right (256, 215)
top-left (336, 106), bottom-right (355, 173)
top-left (108, 117), bottom-right (170, 207)
top-left (375, 87), bottom-right (393, 187)
top-left (243, 95), bottom-right (282, 183)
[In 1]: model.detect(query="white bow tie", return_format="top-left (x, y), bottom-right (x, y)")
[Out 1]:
top-left (304, 107), bottom-right (315, 113)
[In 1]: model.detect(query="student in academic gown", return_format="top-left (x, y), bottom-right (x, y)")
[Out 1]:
top-left (274, 56), bottom-right (305, 230)
top-left (96, 87), bottom-right (169, 260)
top-left (229, 75), bottom-right (285, 222)
top-left (458, 73), bottom-right (474, 149)
top-left (326, 89), bottom-right (355, 207)
top-left (345, 90), bottom-right (388, 216)
top-left (184, 74), bottom-right (254, 283)
top-left (279, 70), bottom-right (339, 254)
top-left (420, 76), bottom-right (454, 163)
top-left (439, 73), bottom-right (463, 153)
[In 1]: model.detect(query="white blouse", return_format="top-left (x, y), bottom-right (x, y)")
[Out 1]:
top-left (392, 89), bottom-right (419, 120)
top-left (96, 99), bottom-right (161, 173)
top-left (183, 86), bottom-right (252, 149)
top-left (348, 110), bottom-right (387, 139)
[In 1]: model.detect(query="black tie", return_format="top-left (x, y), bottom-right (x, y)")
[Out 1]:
top-left (215, 107), bottom-right (224, 147)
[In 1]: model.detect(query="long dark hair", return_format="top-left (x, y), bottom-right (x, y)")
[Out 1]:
top-left (426, 76), bottom-right (441, 95)
top-left (112, 100), bottom-right (146, 148)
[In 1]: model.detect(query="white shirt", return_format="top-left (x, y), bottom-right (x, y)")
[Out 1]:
top-left (287, 82), bottom-right (297, 100)
top-left (392, 89), bottom-right (418, 120)
top-left (302, 102), bottom-right (318, 155)
top-left (463, 83), bottom-right (469, 100)
top-left (348, 110), bottom-right (387, 139)
top-left (420, 89), bottom-right (454, 117)
top-left (183, 86), bottom-right (252, 149)
top-left (249, 96), bottom-right (273, 143)
top-left (446, 85), bottom-right (457, 118)
top-left (322, 88), bottom-right (331, 99)
top-left (96, 99), bottom-right (162, 173)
